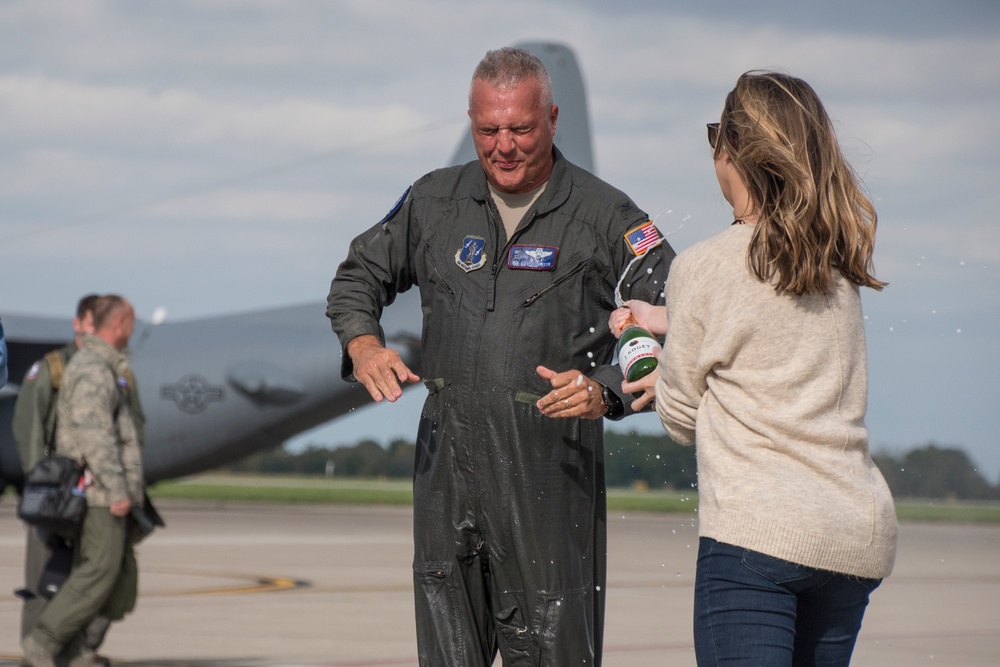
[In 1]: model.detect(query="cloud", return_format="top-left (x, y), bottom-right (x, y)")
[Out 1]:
top-left (0, 75), bottom-right (430, 153)
top-left (144, 188), bottom-right (344, 222)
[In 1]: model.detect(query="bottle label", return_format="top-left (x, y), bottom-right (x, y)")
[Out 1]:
top-left (619, 337), bottom-right (661, 377)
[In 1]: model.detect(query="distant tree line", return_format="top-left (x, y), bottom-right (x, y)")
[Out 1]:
top-left (872, 444), bottom-right (998, 500)
top-left (220, 435), bottom-right (998, 500)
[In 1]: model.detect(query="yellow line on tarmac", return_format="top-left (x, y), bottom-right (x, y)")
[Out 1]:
top-left (153, 574), bottom-right (307, 597)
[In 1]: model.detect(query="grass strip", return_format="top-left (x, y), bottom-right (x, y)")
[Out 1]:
top-left (147, 475), bottom-right (1000, 522)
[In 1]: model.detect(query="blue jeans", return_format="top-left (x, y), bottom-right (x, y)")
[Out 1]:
top-left (693, 538), bottom-right (881, 667)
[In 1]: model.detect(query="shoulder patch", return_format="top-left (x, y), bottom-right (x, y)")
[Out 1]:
top-left (624, 221), bottom-right (663, 256)
top-left (378, 186), bottom-right (412, 225)
top-left (615, 200), bottom-right (639, 218)
top-left (25, 361), bottom-right (41, 381)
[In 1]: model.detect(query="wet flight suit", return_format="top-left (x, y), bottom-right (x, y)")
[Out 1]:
top-left (327, 147), bottom-right (674, 666)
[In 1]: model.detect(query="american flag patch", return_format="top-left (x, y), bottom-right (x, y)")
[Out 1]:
top-left (624, 221), bottom-right (662, 256)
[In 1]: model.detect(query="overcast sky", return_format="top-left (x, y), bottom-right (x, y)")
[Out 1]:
top-left (2, 1), bottom-right (998, 479)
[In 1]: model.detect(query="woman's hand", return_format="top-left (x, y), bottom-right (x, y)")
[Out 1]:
top-left (609, 300), bottom-right (668, 337)
top-left (621, 373), bottom-right (657, 412)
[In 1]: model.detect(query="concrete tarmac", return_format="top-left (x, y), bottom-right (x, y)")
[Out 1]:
top-left (2, 499), bottom-right (998, 666)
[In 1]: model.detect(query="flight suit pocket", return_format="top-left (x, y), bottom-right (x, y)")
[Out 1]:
top-left (420, 256), bottom-right (462, 377)
top-left (517, 257), bottom-right (588, 308)
top-left (413, 560), bottom-right (453, 600)
top-left (536, 587), bottom-right (595, 665)
top-left (494, 598), bottom-right (533, 663)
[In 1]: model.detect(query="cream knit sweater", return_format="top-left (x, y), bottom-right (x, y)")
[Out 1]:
top-left (655, 224), bottom-right (897, 579)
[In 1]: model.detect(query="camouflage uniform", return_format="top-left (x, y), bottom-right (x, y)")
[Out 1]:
top-left (14, 342), bottom-right (146, 650)
top-left (28, 334), bottom-right (144, 660)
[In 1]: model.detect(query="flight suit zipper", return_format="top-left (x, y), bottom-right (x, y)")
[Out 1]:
top-left (488, 208), bottom-right (539, 312)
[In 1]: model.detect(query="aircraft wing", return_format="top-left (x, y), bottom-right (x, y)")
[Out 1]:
top-left (1, 293), bottom-right (423, 486)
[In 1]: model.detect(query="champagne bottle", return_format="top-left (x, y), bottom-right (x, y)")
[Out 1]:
top-left (615, 312), bottom-right (661, 382)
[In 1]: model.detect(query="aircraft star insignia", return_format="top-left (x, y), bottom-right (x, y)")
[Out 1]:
top-left (160, 375), bottom-right (225, 414)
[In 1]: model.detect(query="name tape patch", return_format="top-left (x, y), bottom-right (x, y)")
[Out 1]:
top-left (508, 245), bottom-right (558, 270)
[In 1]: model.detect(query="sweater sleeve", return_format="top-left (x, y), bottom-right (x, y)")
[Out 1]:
top-left (655, 250), bottom-right (706, 446)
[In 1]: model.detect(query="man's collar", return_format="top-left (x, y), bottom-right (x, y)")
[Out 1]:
top-left (474, 146), bottom-right (571, 214)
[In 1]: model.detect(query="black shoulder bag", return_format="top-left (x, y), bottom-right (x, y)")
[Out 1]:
top-left (17, 456), bottom-right (87, 538)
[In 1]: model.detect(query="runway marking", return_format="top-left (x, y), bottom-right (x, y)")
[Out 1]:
top-left (141, 571), bottom-right (310, 597)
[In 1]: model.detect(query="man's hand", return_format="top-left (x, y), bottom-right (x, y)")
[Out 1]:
top-left (347, 334), bottom-right (421, 402)
top-left (109, 498), bottom-right (131, 518)
top-left (535, 366), bottom-right (607, 420)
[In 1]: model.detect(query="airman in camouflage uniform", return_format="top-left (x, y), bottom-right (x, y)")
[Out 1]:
top-left (22, 295), bottom-right (143, 667)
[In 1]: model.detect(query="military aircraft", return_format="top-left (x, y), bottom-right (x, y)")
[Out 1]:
top-left (0, 42), bottom-right (595, 490)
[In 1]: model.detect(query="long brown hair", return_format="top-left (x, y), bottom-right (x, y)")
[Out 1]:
top-left (717, 71), bottom-right (886, 295)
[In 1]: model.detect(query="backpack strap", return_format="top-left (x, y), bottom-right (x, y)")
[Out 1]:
top-left (45, 350), bottom-right (65, 391)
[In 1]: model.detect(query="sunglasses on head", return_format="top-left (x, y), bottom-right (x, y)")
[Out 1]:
top-left (706, 123), bottom-right (720, 150)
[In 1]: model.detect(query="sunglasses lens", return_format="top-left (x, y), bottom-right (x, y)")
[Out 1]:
top-left (707, 123), bottom-right (720, 150)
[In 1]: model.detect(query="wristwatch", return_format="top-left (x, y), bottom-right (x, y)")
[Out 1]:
top-left (600, 383), bottom-right (625, 421)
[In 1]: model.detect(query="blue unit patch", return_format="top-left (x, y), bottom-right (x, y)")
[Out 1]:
top-left (455, 236), bottom-right (487, 272)
top-left (508, 245), bottom-right (558, 270)
top-left (378, 186), bottom-right (411, 225)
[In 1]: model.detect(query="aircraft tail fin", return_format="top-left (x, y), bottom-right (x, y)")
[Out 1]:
top-left (449, 42), bottom-right (595, 174)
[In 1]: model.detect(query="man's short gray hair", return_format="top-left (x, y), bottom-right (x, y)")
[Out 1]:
top-left (469, 47), bottom-right (553, 109)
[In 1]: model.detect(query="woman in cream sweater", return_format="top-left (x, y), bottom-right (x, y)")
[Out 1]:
top-left (611, 71), bottom-right (896, 666)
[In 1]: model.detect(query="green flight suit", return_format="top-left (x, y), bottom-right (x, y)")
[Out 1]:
top-left (12, 344), bottom-right (77, 641)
